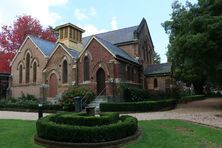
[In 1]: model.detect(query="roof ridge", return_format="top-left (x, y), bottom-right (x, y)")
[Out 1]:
top-left (28, 35), bottom-right (56, 44)
top-left (83, 25), bottom-right (138, 38)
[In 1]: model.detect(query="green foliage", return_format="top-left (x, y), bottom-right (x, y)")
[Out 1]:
top-left (180, 94), bottom-right (205, 103)
top-left (50, 112), bottom-right (119, 126)
top-left (18, 93), bottom-right (38, 103)
top-left (162, 0), bottom-right (222, 93)
top-left (36, 113), bottom-right (138, 143)
top-left (0, 94), bottom-right (61, 112)
top-left (60, 85), bottom-right (95, 111)
top-left (153, 51), bottom-right (161, 64)
top-left (100, 99), bottom-right (177, 112)
top-left (123, 87), bottom-right (149, 102)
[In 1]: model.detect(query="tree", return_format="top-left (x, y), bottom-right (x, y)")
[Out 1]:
top-left (153, 51), bottom-right (161, 64)
top-left (0, 52), bottom-right (14, 73)
top-left (0, 15), bottom-right (56, 53)
top-left (162, 0), bottom-right (222, 94)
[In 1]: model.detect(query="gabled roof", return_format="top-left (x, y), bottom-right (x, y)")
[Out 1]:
top-left (82, 26), bottom-right (138, 46)
top-left (11, 35), bottom-right (56, 66)
top-left (144, 63), bottom-right (172, 76)
top-left (80, 36), bottom-right (139, 65)
top-left (29, 35), bottom-right (56, 56)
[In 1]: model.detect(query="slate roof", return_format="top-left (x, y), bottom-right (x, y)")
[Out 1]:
top-left (144, 63), bottom-right (172, 76)
top-left (29, 35), bottom-right (56, 56)
top-left (94, 36), bottom-right (139, 64)
top-left (82, 26), bottom-right (138, 46)
top-left (59, 43), bottom-right (80, 58)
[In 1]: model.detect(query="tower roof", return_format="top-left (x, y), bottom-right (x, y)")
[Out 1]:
top-left (54, 23), bottom-right (85, 33)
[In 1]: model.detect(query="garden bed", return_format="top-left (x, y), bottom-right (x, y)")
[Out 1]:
top-left (100, 99), bottom-right (177, 112)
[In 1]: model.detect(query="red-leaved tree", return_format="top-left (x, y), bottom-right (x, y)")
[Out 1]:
top-left (0, 15), bottom-right (56, 52)
top-left (0, 15), bottom-right (57, 73)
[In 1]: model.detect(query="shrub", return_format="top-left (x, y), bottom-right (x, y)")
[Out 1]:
top-left (100, 99), bottom-right (177, 112)
top-left (123, 87), bottom-right (149, 102)
top-left (0, 98), bottom-right (61, 112)
top-left (18, 93), bottom-right (38, 102)
top-left (179, 95), bottom-right (205, 103)
top-left (36, 113), bottom-right (138, 143)
top-left (60, 85), bottom-right (95, 111)
top-left (50, 112), bottom-right (119, 126)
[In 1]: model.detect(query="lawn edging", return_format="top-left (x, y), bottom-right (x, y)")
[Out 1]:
top-left (179, 95), bottom-right (206, 103)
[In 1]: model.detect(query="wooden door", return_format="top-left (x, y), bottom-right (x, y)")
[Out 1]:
top-left (96, 68), bottom-right (106, 95)
top-left (49, 73), bottom-right (58, 97)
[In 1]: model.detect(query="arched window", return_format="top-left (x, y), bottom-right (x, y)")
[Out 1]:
top-left (154, 78), bottom-right (158, 88)
top-left (84, 56), bottom-right (89, 81)
top-left (25, 53), bottom-right (30, 83)
top-left (33, 62), bottom-right (37, 83)
top-left (62, 60), bottom-right (68, 83)
top-left (19, 64), bottom-right (23, 84)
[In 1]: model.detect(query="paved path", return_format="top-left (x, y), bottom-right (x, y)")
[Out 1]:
top-left (0, 98), bottom-right (222, 128)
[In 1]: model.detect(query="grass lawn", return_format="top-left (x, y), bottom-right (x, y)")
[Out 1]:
top-left (125, 120), bottom-right (222, 148)
top-left (0, 119), bottom-right (221, 148)
top-left (0, 119), bottom-right (40, 148)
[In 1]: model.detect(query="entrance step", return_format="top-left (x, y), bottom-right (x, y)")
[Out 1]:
top-left (87, 96), bottom-right (108, 112)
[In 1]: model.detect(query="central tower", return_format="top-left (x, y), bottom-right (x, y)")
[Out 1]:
top-left (55, 23), bottom-right (85, 52)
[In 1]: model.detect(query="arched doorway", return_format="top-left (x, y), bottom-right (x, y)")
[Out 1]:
top-left (49, 73), bottom-right (58, 97)
top-left (96, 68), bottom-right (106, 95)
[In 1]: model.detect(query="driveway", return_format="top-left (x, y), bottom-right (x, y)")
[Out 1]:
top-left (128, 98), bottom-right (222, 128)
top-left (0, 98), bottom-right (222, 128)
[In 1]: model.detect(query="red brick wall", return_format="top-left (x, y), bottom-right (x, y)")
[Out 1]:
top-left (77, 38), bottom-right (141, 96)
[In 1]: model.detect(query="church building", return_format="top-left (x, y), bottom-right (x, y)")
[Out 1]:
top-left (10, 18), bottom-right (171, 100)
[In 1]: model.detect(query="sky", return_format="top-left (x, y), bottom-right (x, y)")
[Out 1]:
top-left (0, 0), bottom-right (198, 62)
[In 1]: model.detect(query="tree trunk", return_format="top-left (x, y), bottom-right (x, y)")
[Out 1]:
top-left (193, 81), bottom-right (204, 94)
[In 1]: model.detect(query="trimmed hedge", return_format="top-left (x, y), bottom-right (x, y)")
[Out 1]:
top-left (0, 102), bottom-right (61, 112)
top-left (179, 95), bottom-right (205, 103)
top-left (100, 99), bottom-right (177, 112)
top-left (50, 112), bottom-right (119, 126)
top-left (123, 87), bottom-right (149, 102)
top-left (36, 113), bottom-right (138, 143)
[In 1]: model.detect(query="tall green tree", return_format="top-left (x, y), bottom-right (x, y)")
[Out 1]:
top-left (153, 51), bottom-right (161, 64)
top-left (162, 0), bottom-right (222, 94)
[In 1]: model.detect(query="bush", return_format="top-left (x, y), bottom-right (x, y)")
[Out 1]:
top-left (50, 112), bottom-right (119, 126)
top-left (18, 93), bottom-right (38, 102)
top-left (36, 113), bottom-right (138, 143)
top-left (100, 99), bottom-right (177, 112)
top-left (0, 97), bottom-right (61, 112)
top-left (123, 87), bottom-right (149, 102)
top-left (60, 85), bottom-right (95, 111)
top-left (179, 95), bottom-right (205, 103)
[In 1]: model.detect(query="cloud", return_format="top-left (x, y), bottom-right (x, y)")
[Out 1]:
top-left (90, 7), bottom-right (97, 16)
top-left (74, 9), bottom-right (88, 21)
top-left (0, 0), bottom-right (68, 27)
top-left (78, 24), bottom-right (107, 37)
top-left (74, 7), bottom-right (97, 21)
top-left (111, 17), bottom-right (118, 30)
